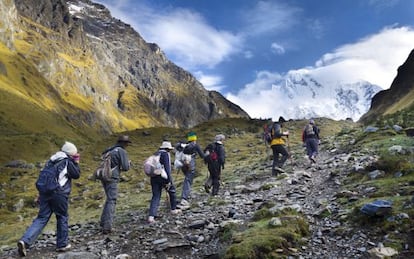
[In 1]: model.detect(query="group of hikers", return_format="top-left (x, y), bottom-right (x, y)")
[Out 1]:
top-left (16, 118), bottom-right (320, 257)
top-left (264, 117), bottom-right (321, 175)
top-left (16, 132), bottom-right (226, 257)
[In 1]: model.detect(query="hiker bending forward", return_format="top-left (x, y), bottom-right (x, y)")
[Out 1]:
top-left (99, 135), bottom-right (131, 234)
top-left (148, 141), bottom-right (181, 223)
top-left (178, 132), bottom-right (205, 208)
top-left (204, 134), bottom-right (226, 196)
top-left (270, 117), bottom-right (290, 175)
top-left (18, 142), bottom-right (80, 256)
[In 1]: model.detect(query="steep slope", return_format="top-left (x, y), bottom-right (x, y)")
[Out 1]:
top-left (0, 0), bottom-right (249, 138)
top-left (359, 49), bottom-right (414, 125)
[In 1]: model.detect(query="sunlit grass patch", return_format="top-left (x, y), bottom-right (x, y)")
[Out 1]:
top-left (223, 209), bottom-right (309, 259)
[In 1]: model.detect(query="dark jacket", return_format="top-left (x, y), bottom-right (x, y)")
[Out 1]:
top-left (103, 144), bottom-right (130, 179)
top-left (183, 141), bottom-right (205, 170)
top-left (204, 142), bottom-right (225, 167)
top-left (46, 151), bottom-right (80, 195)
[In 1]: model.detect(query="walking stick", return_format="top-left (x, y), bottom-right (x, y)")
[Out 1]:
top-left (286, 134), bottom-right (293, 166)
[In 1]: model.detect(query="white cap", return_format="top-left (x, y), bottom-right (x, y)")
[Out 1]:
top-left (160, 141), bottom-right (174, 150)
top-left (61, 141), bottom-right (77, 156)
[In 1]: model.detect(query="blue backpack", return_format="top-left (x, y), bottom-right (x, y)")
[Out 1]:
top-left (35, 160), bottom-right (66, 194)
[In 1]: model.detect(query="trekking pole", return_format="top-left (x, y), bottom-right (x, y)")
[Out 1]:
top-left (287, 134), bottom-right (293, 166)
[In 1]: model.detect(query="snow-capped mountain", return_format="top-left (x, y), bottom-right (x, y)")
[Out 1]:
top-left (269, 70), bottom-right (382, 121)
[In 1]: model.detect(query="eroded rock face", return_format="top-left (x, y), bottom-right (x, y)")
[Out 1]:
top-left (360, 49), bottom-right (414, 124)
top-left (2, 0), bottom-right (249, 133)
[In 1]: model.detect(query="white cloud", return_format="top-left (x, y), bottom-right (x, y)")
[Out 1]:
top-left (271, 43), bottom-right (285, 55)
top-left (242, 1), bottom-right (301, 35)
top-left (96, 1), bottom-right (242, 70)
top-left (194, 71), bottom-right (225, 92)
top-left (228, 26), bottom-right (414, 119)
top-left (226, 71), bottom-right (284, 120)
top-left (244, 50), bottom-right (254, 59)
top-left (367, 0), bottom-right (400, 10)
top-left (315, 26), bottom-right (414, 88)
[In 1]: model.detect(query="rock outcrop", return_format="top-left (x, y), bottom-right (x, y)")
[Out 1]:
top-left (360, 49), bottom-right (414, 124)
top-left (0, 0), bottom-right (249, 134)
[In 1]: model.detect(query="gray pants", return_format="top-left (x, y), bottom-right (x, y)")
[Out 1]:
top-left (100, 180), bottom-right (118, 231)
top-left (181, 168), bottom-right (194, 201)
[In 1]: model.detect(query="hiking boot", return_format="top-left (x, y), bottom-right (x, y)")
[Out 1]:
top-left (171, 209), bottom-right (182, 215)
top-left (180, 199), bottom-right (189, 206)
top-left (204, 184), bottom-right (211, 193)
top-left (310, 155), bottom-right (316, 163)
top-left (148, 216), bottom-right (155, 224)
top-left (17, 240), bottom-right (27, 257)
top-left (56, 244), bottom-right (71, 252)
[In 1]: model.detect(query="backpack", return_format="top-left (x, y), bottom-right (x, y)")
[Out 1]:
top-left (305, 124), bottom-right (315, 136)
top-left (174, 143), bottom-right (192, 169)
top-left (93, 150), bottom-right (114, 182)
top-left (143, 153), bottom-right (168, 179)
top-left (263, 124), bottom-right (272, 144)
top-left (270, 122), bottom-right (281, 138)
top-left (35, 160), bottom-right (65, 194)
top-left (204, 143), bottom-right (219, 164)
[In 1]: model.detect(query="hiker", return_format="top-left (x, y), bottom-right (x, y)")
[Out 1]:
top-left (99, 135), bottom-right (131, 234)
top-left (302, 119), bottom-right (320, 163)
top-left (17, 141), bottom-right (80, 256)
top-left (204, 134), bottom-right (226, 196)
top-left (148, 141), bottom-right (181, 223)
top-left (270, 116), bottom-right (290, 175)
top-left (177, 132), bottom-right (205, 209)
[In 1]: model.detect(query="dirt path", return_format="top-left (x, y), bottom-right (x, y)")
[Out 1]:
top-left (0, 144), bottom-right (381, 259)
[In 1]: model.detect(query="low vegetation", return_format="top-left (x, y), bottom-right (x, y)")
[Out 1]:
top-left (1, 115), bottom-right (413, 257)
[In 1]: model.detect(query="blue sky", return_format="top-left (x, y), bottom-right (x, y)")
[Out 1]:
top-left (94, 0), bottom-right (414, 119)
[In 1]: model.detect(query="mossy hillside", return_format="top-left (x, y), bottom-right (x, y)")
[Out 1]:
top-left (223, 208), bottom-right (309, 259)
top-left (333, 127), bottom-right (414, 251)
top-left (1, 117), bottom-right (352, 248)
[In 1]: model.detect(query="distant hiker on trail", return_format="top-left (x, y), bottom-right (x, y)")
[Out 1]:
top-left (148, 141), bottom-right (181, 224)
top-left (203, 134), bottom-right (226, 196)
top-left (302, 119), bottom-right (320, 163)
top-left (17, 141), bottom-right (80, 256)
top-left (270, 117), bottom-right (290, 176)
top-left (177, 132), bottom-right (205, 209)
top-left (99, 135), bottom-right (131, 234)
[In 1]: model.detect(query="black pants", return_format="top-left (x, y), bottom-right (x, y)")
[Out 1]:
top-left (208, 162), bottom-right (221, 195)
top-left (271, 144), bottom-right (289, 171)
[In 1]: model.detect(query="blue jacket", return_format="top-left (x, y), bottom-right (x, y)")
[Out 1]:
top-left (154, 149), bottom-right (172, 183)
top-left (46, 151), bottom-right (80, 195)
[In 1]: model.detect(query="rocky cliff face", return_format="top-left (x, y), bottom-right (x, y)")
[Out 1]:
top-left (0, 0), bottom-right (249, 134)
top-left (359, 49), bottom-right (414, 123)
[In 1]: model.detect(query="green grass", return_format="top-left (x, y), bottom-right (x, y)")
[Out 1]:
top-left (223, 209), bottom-right (309, 259)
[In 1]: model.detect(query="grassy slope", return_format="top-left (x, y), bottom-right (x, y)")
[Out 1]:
top-left (0, 117), bottom-right (352, 247)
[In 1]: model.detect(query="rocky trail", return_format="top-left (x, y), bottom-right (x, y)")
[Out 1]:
top-left (0, 141), bottom-right (404, 258)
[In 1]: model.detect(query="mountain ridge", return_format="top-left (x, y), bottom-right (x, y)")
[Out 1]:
top-left (270, 70), bottom-right (381, 121)
top-left (0, 0), bottom-right (249, 137)
top-left (360, 48), bottom-right (414, 124)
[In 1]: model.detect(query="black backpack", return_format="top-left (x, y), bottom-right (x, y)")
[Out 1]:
top-left (36, 160), bottom-right (66, 194)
